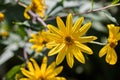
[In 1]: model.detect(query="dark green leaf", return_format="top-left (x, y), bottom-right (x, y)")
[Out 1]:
top-left (112, 0), bottom-right (120, 4)
top-left (17, 26), bottom-right (27, 39)
top-left (103, 12), bottom-right (118, 24)
top-left (6, 65), bottom-right (21, 80)
top-left (91, 0), bottom-right (94, 10)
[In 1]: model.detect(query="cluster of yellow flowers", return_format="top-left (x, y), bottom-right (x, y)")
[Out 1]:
top-left (21, 14), bottom-right (120, 80)
top-left (24, 0), bottom-right (46, 19)
top-left (20, 0), bottom-right (120, 80)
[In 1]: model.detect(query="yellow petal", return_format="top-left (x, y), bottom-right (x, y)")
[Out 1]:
top-left (31, 45), bottom-right (37, 50)
top-left (56, 48), bottom-right (66, 65)
top-left (73, 47), bottom-right (85, 64)
top-left (19, 78), bottom-right (29, 80)
top-left (24, 6), bottom-right (31, 19)
top-left (52, 77), bottom-right (66, 80)
top-left (75, 41), bottom-right (93, 54)
top-left (46, 41), bottom-right (58, 48)
top-left (30, 34), bottom-right (36, 38)
top-left (24, 12), bottom-right (30, 19)
top-left (46, 62), bottom-right (56, 76)
top-left (57, 16), bottom-right (66, 32)
top-left (41, 56), bottom-right (47, 74)
top-left (79, 22), bottom-right (91, 36)
top-left (53, 66), bottom-right (63, 76)
top-left (28, 62), bottom-right (34, 72)
top-left (29, 39), bottom-right (36, 43)
top-left (106, 47), bottom-right (117, 65)
top-left (48, 66), bottom-right (63, 78)
top-left (66, 53), bottom-right (74, 68)
top-left (48, 43), bottom-right (65, 56)
top-left (72, 17), bottom-right (84, 33)
top-left (66, 13), bottom-right (72, 34)
top-left (36, 45), bottom-right (44, 52)
top-left (30, 58), bottom-right (40, 71)
top-left (116, 33), bottom-right (120, 40)
top-left (20, 68), bottom-right (33, 79)
top-left (47, 62), bottom-right (56, 70)
top-left (99, 45), bottom-right (108, 57)
top-left (47, 24), bottom-right (62, 36)
top-left (107, 24), bottom-right (120, 38)
top-left (37, 10), bottom-right (44, 18)
top-left (45, 32), bottom-right (61, 41)
top-left (78, 36), bottom-right (97, 43)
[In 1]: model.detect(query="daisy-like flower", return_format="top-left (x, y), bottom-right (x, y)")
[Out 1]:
top-left (0, 31), bottom-right (9, 39)
top-left (45, 13), bottom-right (97, 68)
top-left (0, 12), bottom-right (4, 22)
top-left (20, 56), bottom-right (66, 80)
top-left (99, 24), bottom-right (120, 65)
top-left (24, 0), bottom-right (46, 19)
top-left (29, 30), bottom-right (49, 53)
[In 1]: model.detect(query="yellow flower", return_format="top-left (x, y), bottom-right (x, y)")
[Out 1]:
top-left (45, 13), bottom-right (97, 68)
top-left (0, 12), bottom-right (4, 22)
top-left (15, 74), bottom-right (21, 80)
top-left (0, 31), bottom-right (9, 38)
top-left (99, 24), bottom-right (120, 65)
top-left (20, 56), bottom-right (66, 80)
top-left (29, 30), bottom-right (49, 53)
top-left (24, 0), bottom-right (46, 19)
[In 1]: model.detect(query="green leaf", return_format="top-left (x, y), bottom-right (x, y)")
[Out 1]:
top-left (112, 0), bottom-right (120, 4)
top-left (13, 21), bottom-right (30, 27)
top-left (47, 1), bottom-right (63, 15)
top-left (103, 12), bottom-right (118, 24)
top-left (91, 0), bottom-right (94, 10)
top-left (17, 26), bottom-right (27, 39)
top-left (6, 65), bottom-right (21, 80)
top-left (61, 0), bottom-right (64, 5)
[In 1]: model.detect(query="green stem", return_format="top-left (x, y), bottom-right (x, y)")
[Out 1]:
top-left (91, 0), bottom-right (94, 10)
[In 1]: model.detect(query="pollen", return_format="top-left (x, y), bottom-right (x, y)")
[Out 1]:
top-left (39, 76), bottom-right (45, 80)
top-left (42, 40), bottom-right (47, 44)
top-left (109, 38), bottom-right (118, 48)
top-left (65, 36), bottom-right (74, 45)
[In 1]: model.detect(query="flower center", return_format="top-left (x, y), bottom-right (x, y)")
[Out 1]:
top-left (65, 36), bottom-right (74, 45)
top-left (108, 38), bottom-right (118, 48)
top-left (40, 77), bottom-right (45, 80)
top-left (38, 76), bottom-right (47, 80)
top-left (42, 40), bottom-right (47, 44)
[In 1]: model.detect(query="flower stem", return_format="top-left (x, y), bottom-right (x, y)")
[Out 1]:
top-left (89, 41), bottom-right (106, 46)
top-left (23, 45), bottom-right (28, 63)
top-left (46, 3), bottom-right (120, 21)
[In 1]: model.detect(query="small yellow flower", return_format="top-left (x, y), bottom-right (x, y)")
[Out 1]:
top-left (99, 24), bottom-right (120, 65)
top-left (24, 0), bottom-right (46, 19)
top-left (0, 31), bottom-right (9, 38)
top-left (45, 13), bottom-right (97, 68)
top-left (20, 56), bottom-right (66, 80)
top-left (29, 30), bottom-right (49, 53)
top-left (15, 74), bottom-right (21, 80)
top-left (0, 12), bottom-right (4, 22)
